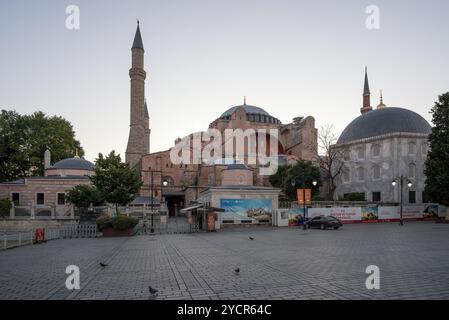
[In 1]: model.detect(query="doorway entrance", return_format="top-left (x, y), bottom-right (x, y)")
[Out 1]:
top-left (163, 193), bottom-right (185, 217)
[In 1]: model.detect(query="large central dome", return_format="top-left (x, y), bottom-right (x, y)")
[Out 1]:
top-left (219, 103), bottom-right (281, 124)
top-left (337, 107), bottom-right (431, 144)
top-left (221, 104), bottom-right (271, 118)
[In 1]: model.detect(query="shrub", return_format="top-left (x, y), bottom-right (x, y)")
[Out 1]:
top-left (96, 215), bottom-right (138, 231)
top-left (342, 193), bottom-right (366, 201)
top-left (0, 198), bottom-right (12, 219)
top-left (96, 216), bottom-right (113, 231)
top-left (112, 215), bottom-right (139, 230)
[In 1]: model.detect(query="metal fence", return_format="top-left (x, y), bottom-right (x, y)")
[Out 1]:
top-left (1, 231), bottom-right (34, 250)
top-left (138, 216), bottom-right (200, 235)
top-left (60, 224), bottom-right (98, 238)
top-left (1, 224), bottom-right (99, 251)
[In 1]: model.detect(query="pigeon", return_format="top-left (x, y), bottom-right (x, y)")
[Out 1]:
top-left (234, 268), bottom-right (240, 274)
top-left (249, 236), bottom-right (254, 240)
top-left (99, 262), bottom-right (108, 268)
top-left (149, 286), bottom-right (158, 295)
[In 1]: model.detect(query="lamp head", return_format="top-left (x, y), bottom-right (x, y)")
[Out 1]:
top-left (291, 178), bottom-right (296, 187)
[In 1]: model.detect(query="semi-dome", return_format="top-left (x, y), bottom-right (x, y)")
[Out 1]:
top-left (337, 107), bottom-right (431, 144)
top-left (51, 157), bottom-right (95, 170)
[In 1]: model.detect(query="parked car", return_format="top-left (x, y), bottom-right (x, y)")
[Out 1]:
top-left (305, 215), bottom-right (343, 230)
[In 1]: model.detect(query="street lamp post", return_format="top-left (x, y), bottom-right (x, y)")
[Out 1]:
top-left (147, 169), bottom-right (168, 234)
top-left (392, 175), bottom-right (413, 226)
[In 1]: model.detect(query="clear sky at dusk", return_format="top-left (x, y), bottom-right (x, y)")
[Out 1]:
top-left (1, 0), bottom-right (448, 162)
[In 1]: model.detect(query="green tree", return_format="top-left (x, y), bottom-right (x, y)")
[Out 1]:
top-left (0, 110), bottom-right (30, 182)
top-left (90, 151), bottom-right (142, 215)
top-left (66, 185), bottom-right (104, 212)
top-left (24, 111), bottom-right (84, 176)
top-left (424, 92), bottom-right (449, 206)
top-left (0, 110), bottom-right (84, 182)
top-left (269, 161), bottom-right (321, 201)
top-left (0, 198), bottom-right (12, 219)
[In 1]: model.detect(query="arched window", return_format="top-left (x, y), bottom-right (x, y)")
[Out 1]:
top-left (371, 144), bottom-right (381, 157)
top-left (343, 149), bottom-right (350, 161)
top-left (163, 176), bottom-right (174, 186)
top-left (421, 143), bottom-right (428, 155)
top-left (408, 163), bottom-right (416, 179)
top-left (357, 167), bottom-right (365, 181)
top-left (342, 168), bottom-right (350, 183)
top-left (408, 141), bottom-right (416, 155)
top-left (357, 146), bottom-right (365, 160)
top-left (372, 165), bottom-right (381, 180)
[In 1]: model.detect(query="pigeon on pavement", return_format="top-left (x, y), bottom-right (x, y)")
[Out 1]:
top-left (149, 286), bottom-right (158, 295)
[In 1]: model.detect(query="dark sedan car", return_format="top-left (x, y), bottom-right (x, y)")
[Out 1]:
top-left (305, 215), bottom-right (343, 230)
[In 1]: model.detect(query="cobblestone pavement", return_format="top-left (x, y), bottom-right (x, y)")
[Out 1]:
top-left (1, 222), bottom-right (449, 300)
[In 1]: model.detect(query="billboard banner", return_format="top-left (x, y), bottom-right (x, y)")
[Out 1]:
top-left (308, 207), bottom-right (362, 222)
top-left (289, 204), bottom-right (444, 225)
top-left (220, 199), bottom-right (272, 223)
top-left (279, 207), bottom-right (306, 226)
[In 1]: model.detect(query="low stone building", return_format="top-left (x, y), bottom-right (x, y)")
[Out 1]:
top-left (0, 152), bottom-right (95, 219)
top-left (198, 164), bottom-right (281, 228)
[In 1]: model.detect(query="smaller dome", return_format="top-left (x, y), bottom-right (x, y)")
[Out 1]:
top-left (51, 157), bottom-right (95, 171)
top-left (337, 107), bottom-right (431, 144)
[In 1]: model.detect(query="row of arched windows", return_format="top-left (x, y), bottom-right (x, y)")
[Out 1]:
top-left (220, 113), bottom-right (281, 124)
top-left (343, 141), bottom-right (428, 161)
top-left (342, 163), bottom-right (417, 183)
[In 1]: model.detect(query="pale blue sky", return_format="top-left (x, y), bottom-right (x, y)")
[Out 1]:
top-left (1, 0), bottom-right (448, 161)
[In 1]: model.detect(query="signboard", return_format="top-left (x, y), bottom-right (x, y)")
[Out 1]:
top-left (207, 213), bottom-right (216, 232)
top-left (278, 207), bottom-right (306, 226)
top-left (297, 189), bottom-right (312, 205)
top-left (220, 199), bottom-right (272, 223)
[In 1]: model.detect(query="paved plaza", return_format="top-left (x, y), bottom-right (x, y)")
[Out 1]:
top-left (1, 222), bottom-right (449, 300)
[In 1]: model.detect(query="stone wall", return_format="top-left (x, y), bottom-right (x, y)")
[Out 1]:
top-left (0, 178), bottom-right (91, 207)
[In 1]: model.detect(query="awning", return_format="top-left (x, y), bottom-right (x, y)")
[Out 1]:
top-left (181, 205), bottom-right (225, 213)
top-left (180, 205), bottom-right (203, 213)
top-left (200, 206), bottom-right (225, 213)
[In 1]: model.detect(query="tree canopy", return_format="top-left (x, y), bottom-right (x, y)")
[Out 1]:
top-left (424, 92), bottom-right (449, 206)
top-left (66, 185), bottom-right (104, 210)
top-left (269, 160), bottom-right (321, 201)
top-left (90, 151), bottom-right (142, 214)
top-left (0, 110), bottom-right (83, 182)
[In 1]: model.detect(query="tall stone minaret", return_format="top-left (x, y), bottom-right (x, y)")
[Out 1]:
top-left (144, 98), bottom-right (150, 154)
top-left (126, 21), bottom-right (149, 168)
top-left (360, 66), bottom-right (373, 114)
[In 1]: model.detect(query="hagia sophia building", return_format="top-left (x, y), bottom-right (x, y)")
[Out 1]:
top-left (125, 23), bottom-right (318, 214)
